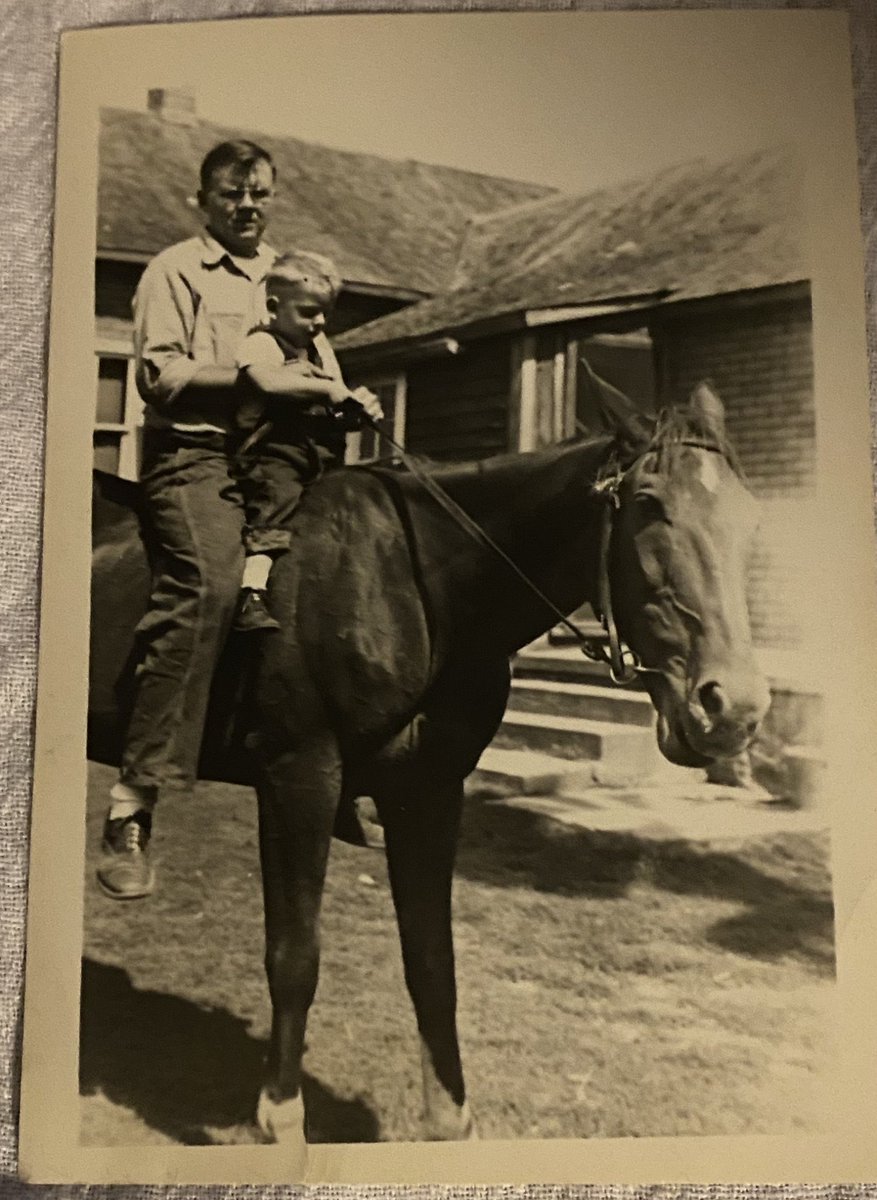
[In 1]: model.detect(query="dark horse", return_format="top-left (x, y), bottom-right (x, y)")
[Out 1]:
top-left (88, 382), bottom-right (769, 1164)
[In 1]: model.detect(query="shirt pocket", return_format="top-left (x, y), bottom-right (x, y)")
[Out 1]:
top-left (196, 309), bottom-right (250, 368)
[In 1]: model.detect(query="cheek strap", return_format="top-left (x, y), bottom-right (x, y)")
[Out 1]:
top-left (592, 492), bottom-right (641, 685)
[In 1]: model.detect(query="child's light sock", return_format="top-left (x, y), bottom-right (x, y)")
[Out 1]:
top-left (108, 780), bottom-right (157, 821)
top-left (242, 553), bottom-right (272, 591)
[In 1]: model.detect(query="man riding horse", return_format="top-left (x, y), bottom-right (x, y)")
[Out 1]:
top-left (91, 140), bottom-right (771, 1166)
top-left (96, 140), bottom-right (380, 900)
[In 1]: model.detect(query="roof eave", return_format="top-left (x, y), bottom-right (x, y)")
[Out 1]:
top-left (337, 334), bottom-right (468, 370)
top-left (95, 248), bottom-right (432, 303)
top-left (97, 248), bottom-right (153, 264)
top-left (341, 280), bottom-right (433, 302)
top-left (337, 278), bottom-right (812, 364)
top-left (336, 308), bottom-right (530, 366)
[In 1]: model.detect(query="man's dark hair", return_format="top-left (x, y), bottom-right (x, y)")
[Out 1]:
top-left (199, 140), bottom-right (276, 191)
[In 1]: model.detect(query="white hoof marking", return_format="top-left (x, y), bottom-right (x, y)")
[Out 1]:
top-left (256, 1089), bottom-right (308, 1173)
top-left (423, 1098), bottom-right (477, 1142)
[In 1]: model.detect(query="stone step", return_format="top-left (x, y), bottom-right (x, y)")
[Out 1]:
top-left (514, 649), bottom-right (618, 685)
top-left (468, 747), bottom-right (594, 796)
top-left (494, 711), bottom-right (659, 780)
top-left (509, 677), bottom-right (655, 727)
top-left (513, 649), bottom-right (654, 695)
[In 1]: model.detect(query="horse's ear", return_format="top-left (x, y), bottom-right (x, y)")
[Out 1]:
top-left (688, 381), bottom-right (726, 442)
top-left (578, 355), bottom-right (653, 448)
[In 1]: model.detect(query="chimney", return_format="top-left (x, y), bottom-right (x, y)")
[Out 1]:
top-left (147, 87), bottom-right (197, 126)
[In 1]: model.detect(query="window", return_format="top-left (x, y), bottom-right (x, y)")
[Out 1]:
top-left (93, 350), bottom-right (143, 479)
top-left (576, 331), bottom-right (657, 434)
top-left (345, 374), bottom-right (406, 464)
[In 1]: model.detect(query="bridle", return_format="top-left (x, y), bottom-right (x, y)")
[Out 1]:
top-left (358, 409), bottom-right (722, 689)
top-left (587, 436), bottom-right (728, 683)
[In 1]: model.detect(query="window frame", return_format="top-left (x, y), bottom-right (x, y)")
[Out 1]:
top-left (93, 334), bottom-right (142, 480)
top-left (344, 371), bottom-right (407, 464)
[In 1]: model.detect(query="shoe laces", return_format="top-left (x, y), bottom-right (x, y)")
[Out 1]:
top-left (123, 825), bottom-right (145, 854)
top-left (120, 815), bottom-right (148, 854)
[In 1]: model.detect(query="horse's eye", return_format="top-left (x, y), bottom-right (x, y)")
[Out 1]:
top-left (634, 490), bottom-right (671, 524)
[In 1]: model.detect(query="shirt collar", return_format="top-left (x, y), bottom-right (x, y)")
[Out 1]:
top-left (199, 232), bottom-right (276, 280)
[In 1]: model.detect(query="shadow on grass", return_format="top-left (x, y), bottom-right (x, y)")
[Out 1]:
top-left (80, 958), bottom-right (380, 1146)
top-left (458, 795), bottom-right (645, 898)
top-left (648, 839), bottom-right (835, 970)
top-left (458, 795), bottom-right (835, 969)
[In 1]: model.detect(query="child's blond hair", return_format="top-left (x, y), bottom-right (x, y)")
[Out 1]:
top-left (266, 250), bottom-right (343, 299)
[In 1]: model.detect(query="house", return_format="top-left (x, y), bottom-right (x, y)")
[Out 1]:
top-left (93, 88), bottom-right (554, 477)
top-left (335, 145), bottom-right (815, 659)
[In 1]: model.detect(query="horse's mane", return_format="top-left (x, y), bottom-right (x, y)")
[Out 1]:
top-left (358, 393), bottom-right (743, 496)
top-left (361, 430), bottom-right (615, 494)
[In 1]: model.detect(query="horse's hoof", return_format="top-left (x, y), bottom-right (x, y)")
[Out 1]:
top-left (256, 1089), bottom-right (308, 1173)
top-left (464, 1104), bottom-right (479, 1141)
top-left (423, 1099), bottom-right (477, 1142)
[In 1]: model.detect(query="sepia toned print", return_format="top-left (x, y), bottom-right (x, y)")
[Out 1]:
top-left (20, 9), bottom-right (877, 1185)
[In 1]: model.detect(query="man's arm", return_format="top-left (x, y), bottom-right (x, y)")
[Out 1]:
top-left (243, 361), bottom-right (351, 405)
top-left (243, 363), bottom-right (384, 421)
top-left (238, 332), bottom-right (385, 420)
top-left (133, 254), bottom-right (238, 407)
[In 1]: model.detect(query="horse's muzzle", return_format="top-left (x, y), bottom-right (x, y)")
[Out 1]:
top-left (684, 669), bottom-right (771, 759)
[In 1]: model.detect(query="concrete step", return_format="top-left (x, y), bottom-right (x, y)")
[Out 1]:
top-left (513, 649), bottom-right (619, 686)
top-left (468, 747), bottom-right (594, 797)
top-left (509, 677), bottom-right (655, 727)
top-left (493, 711), bottom-right (659, 779)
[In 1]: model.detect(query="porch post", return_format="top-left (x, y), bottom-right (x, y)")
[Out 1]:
top-left (508, 333), bottom-right (537, 451)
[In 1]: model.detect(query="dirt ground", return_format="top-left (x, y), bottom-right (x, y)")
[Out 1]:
top-left (81, 761), bottom-right (836, 1146)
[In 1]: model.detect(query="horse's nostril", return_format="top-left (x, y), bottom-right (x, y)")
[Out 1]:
top-left (698, 680), bottom-right (724, 717)
top-left (746, 720), bottom-right (759, 736)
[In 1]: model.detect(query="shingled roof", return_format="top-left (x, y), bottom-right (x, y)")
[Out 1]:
top-left (98, 106), bottom-right (555, 295)
top-left (334, 145), bottom-right (807, 352)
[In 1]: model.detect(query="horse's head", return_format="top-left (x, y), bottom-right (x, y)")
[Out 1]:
top-left (606, 382), bottom-right (770, 766)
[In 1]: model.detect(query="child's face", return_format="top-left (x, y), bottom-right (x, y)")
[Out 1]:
top-left (268, 281), bottom-right (335, 348)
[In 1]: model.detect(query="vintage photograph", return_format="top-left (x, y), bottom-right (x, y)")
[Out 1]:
top-left (20, 8), bottom-right (877, 1186)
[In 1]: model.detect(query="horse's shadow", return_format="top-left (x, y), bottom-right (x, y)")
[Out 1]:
top-left (458, 794), bottom-right (835, 969)
top-left (79, 958), bottom-right (379, 1146)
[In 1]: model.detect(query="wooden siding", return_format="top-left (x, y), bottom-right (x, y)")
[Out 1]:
top-left (404, 336), bottom-right (511, 461)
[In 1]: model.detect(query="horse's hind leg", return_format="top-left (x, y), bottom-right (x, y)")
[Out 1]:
top-left (376, 778), bottom-right (475, 1141)
top-left (254, 735), bottom-right (341, 1164)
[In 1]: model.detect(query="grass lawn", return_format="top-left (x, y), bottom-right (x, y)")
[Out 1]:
top-left (81, 761), bottom-right (836, 1146)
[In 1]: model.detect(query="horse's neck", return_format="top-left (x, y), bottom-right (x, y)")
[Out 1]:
top-left (400, 437), bottom-right (613, 656)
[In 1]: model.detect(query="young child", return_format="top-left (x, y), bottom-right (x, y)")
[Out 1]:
top-left (233, 250), bottom-right (383, 631)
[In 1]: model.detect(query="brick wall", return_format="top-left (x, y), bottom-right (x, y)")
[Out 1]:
top-left (652, 294), bottom-right (815, 650)
top-left (654, 295), bottom-right (814, 495)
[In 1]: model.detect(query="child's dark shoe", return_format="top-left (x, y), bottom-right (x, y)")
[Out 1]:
top-left (234, 588), bottom-right (281, 632)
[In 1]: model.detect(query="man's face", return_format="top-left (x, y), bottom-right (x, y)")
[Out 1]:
top-left (198, 159), bottom-right (275, 258)
top-left (268, 281), bottom-right (335, 349)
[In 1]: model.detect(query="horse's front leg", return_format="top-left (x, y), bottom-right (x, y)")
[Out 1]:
top-left (377, 778), bottom-right (475, 1142)
top-left (254, 734), bottom-right (341, 1165)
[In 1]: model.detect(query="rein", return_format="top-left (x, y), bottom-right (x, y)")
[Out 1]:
top-left (355, 407), bottom-right (718, 687)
